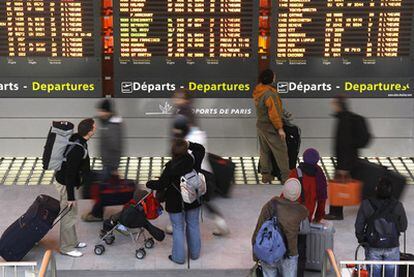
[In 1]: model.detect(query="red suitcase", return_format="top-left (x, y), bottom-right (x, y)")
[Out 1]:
top-left (91, 177), bottom-right (136, 206)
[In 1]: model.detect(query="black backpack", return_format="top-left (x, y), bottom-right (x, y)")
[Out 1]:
top-left (365, 199), bottom-right (399, 249)
top-left (352, 113), bottom-right (371, 148)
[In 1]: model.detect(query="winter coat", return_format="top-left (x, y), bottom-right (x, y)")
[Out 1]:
top-left (147, 142), bottom-right (205, 213)
top-left (56, 134), bottom-right (91, 201)
top-left (252, 197), bottom-right (308, 259)
top-left (100, 116), bottom-right (123, 170)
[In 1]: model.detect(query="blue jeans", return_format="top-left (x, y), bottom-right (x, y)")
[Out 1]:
top-left (365, 247), bottom-right (400, 277)
top-left (261, 255), bottom-right (298, 277)
top-left (169, 208), bottom-right (201, 264)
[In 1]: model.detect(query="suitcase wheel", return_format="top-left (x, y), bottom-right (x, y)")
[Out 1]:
top-left (144, 238), bottom-right (154, 249)
top-left (104, 235), bottom-right (115, 245)
top-left (135, 248), bottom-right (146, 260)
top-left (94, 245), bottom-right (105, 255)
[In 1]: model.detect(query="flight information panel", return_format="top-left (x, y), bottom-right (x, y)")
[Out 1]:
top-left (271, 0), bottom-right (414, 98)
top-left (0, 0), bottom-right (101, 98)
top-left (114, 0), bottom-right (258, 98)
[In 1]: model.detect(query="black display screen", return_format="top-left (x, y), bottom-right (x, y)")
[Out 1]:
top-left (113, 0), bottom-right (258, 98)
top-left (0, 0), bottom-right (101, 98)
top-left (271, 0), bottom-right (414, 98)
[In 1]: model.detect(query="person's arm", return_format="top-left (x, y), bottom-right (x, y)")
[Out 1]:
top-left (147, 163), bottom-right (172, 191)
top-left (396, 202), bottom-right (408, 233)
top-left (64, 146), bottom-right (83, 201)
top-left (188, 142), bottom-right (205, 171)
top-left (264, 94), bottom-right (283, 130)
top-left (355, 201), bottom-right (368, 244)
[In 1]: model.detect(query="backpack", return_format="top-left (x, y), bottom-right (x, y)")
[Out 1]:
top-left (352, 113), bottom-right (371, 148)
top-left (180, 169), bottom-right (206, 204)
top-left (253, 201), bottom-right (287, 265)
top-left (365, 199), bottom-right (399, 249)
top-left (42, 121), bottom-right (87, 171)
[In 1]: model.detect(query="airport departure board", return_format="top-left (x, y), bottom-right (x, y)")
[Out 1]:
top-left (0, 0), bottom-right (101, 97)
top-left (271, 0), bottom-right (414, 98)
top-left (114, 0), bottom-right (258, 98)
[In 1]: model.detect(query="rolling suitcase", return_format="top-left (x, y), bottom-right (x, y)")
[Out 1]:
top-left (208, 153), bottom-right (235, 197)
top-left (91, 177), bottom-right (136, 206)
top-left (352, 160), bottom-right (406, 200)
top-left (306, 221), bottom-right (335, 271)
top-left (0, 195), bottom-right (68, 261)
top-left (400, 232), bottom-right (414, 277)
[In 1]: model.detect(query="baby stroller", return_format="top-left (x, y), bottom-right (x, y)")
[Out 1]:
top-left (94, 189), bottom-right (165, 259)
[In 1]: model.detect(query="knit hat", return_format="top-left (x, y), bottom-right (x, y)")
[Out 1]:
top-left (98, 99), bottom-right (112, 113)
top-left (303, 148), bottom-right (320, 165)
top-left (283, 178), bottom-right (302, 202)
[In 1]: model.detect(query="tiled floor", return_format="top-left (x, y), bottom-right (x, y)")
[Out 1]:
top-left (0, 156), bottom-right (413, 186)
top-left (0, 184), bottom-right (413, 276)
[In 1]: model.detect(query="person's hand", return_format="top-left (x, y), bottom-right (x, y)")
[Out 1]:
top-left (67, 201), bottom-right (76, 208)
top-left (278, 128), bottom-right (286, 141)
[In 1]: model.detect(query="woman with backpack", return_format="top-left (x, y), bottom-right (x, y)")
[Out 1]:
top-left (355, 177), bottom-right (407, 277)
top-left (147, 139), bottom-right (205, 264)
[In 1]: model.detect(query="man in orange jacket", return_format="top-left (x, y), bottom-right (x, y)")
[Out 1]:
top-left (253, 69), bottom-right (290, 184)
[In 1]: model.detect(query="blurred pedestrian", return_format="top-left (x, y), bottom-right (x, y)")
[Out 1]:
top-left (253, 69), bottom-right (289, 184)
top-left (82, 99), bottom-right (124, 222)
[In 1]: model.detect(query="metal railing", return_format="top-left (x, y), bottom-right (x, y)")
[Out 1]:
top-left (339, 260), bottom-right (414, 277)
top-left (322, 248), bottom-right (414, 277)
top-left (0, 261), bottom-right (37, 277)
top-left (322, 249), bottom-right (341, 277)
top-left (0, 250), bottom-right (56, 277)
top-left (38, 250), bottom-right (56, 277)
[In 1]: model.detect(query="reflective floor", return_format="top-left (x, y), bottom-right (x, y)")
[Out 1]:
top-left (0, 156), bottom-right (413, 186)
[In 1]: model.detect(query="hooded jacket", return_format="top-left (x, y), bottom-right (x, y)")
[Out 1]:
top-left (253, 84), bottom-right (284, 130)
top-left (355, 198), bottom-right (407, 247)
top-left (55, 134), bottom-right (91, 201)
top-left (147, 142), bottom-right (205, 213)
top-left (252, 197), bottom-right (308, 259)
top-left (100, 116), bottom-right (123, 170)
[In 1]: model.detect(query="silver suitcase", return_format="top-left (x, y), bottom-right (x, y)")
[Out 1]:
top-left (305, 221), bottom-right (335, 271)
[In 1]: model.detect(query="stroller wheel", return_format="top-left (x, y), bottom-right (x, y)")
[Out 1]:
top-left (135, 248), bottom-right (146, 260)
top-left (104, 235), bottom-right (115, 245)
top-left (94, 245), bottom-right (105, 255)
top-left (144, 238), bottom-right (155, 249)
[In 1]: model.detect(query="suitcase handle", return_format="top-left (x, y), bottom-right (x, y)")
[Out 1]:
top-left (51, 205), bottom-right (71, 228)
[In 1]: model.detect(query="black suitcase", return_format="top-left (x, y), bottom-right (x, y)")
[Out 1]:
top-left (352, 160), bottom-right (406, 200)
top-left (399, 233), bottom-right (414, 277)
top-left (208, 153), bottom-right (235, 198)
top-left (0, 195), bottom-right (64, 261)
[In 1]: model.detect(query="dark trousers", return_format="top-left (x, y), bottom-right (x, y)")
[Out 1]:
top-left (297, 234), bottom-right (307, 277)
top-left (328, 205), bottom-right (344, 217)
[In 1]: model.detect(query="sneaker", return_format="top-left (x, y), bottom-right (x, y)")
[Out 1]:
top-left (168, 255), bottom-right (185, 265)
top-left (212, 216), bottom-right (230, 236)
top-left (81, 213), bottom-right (103, 222)
top-left (61, 250), bottom-right (83, 258)
top-left (75, 242), bottom-right (87, 249)
top-left (165, 224), bottom-right (173, 235)
top-left (261, 174), bottom-right (274, 184)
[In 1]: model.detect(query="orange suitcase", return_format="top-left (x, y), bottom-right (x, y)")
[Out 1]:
top-left (328, 179), bottom-right (362, 206)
